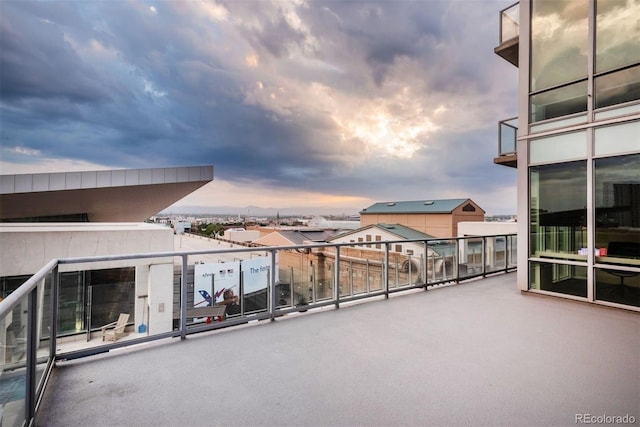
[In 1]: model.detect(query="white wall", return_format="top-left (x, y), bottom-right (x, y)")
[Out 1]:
top-left (225, 230), bottom-right (260, 243)
top-left (148, 263), bottom-right (174, 333)
top-left (0, 223), bottom-right (174, 275)
top-left (457, 221), bottom-right (517, 237)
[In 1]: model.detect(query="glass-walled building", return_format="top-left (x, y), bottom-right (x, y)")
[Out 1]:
top-left (495, 0), bottom-right (640, 309)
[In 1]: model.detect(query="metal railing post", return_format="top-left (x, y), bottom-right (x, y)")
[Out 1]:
top-left (423, 242), bottom-right (428, 289)
top-left (180, 255), bottom-right (188, 340)
top-left (505, 235), bottom-right (511, 272)
top-left (270, 250), bottom-right (277, 321)
top-left (365, 259), bottom-right (370, 293)
top-left (395, 258), bottom-right (399, 288)
top-left (384, 243), bottom-right (390, 299)
top-left (349, 260), bottom-right (353, 296)
top-left (311, 265), bottom-right (317, 303)
top-left (455, 239), bottom-right (460, 283)
top-left (49, 266), bottom-right (59, 361)
top-left (482, 236), bottom-right (487, 277)
top-left (26, 287), bottom-right (38, 422)
top-left (334, 246), bottom-right (340, 309)
top-left (239, 270), bottom-right (245, 316)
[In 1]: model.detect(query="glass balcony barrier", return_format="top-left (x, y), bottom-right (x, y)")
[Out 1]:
top-left (0, 262), bottom-right (56, 425)
top-left (500, 2), bottom-right (519, 44)
top-left (0, 234), bottom-right (516, 426)
top-left (499, 117), bottom-right (518, 156)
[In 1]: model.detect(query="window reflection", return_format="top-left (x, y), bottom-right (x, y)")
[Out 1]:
top-left (530, 261), bottom-right (588, 298)
top-left (596, 0), bottom-right (640, 73)
top-left (531, 0), bottom-right (588, 92)
top-left (595, 65), bottom-right (640, 109)
top-left (530, 81), bottom-right (588, 123)
top-left (594, 153), bottom-right (640, 265)
top-left (595, 267), bottom-right (640, 307)
top-left (530, 161), bottom-right (587, 260)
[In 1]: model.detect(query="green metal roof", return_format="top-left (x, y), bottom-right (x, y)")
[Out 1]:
top-left (360, 199), bottom-right (471, 214)
top-left (376, 223), bottom-right (434, 240)
top-left (329, 223), bottom-right (435, 242)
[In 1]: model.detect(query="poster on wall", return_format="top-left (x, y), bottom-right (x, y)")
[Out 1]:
top-left (193, 261), bottom-right (240, 321)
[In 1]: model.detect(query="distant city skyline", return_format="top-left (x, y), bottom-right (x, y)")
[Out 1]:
top-left (1, 0), bottom-right (517, 216)
top-left (160, 205), bottom-right (517, 219)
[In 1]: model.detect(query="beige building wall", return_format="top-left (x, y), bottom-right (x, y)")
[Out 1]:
top-left (360, 204), bottom-right (484, 238)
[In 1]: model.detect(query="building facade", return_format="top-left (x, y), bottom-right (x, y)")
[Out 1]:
top-left (0, 166), bottom-right (213, 345)
top-left (495, 0), bottom-right (639, 309)
top-left (359, 199), bottom-right (485, 238)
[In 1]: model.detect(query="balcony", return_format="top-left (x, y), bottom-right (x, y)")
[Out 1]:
top-left (495, 2), bottom-right (519, 67)
top-left (494, 117), bottom-right (518, 168)
top-left (2, 235), bottom-right (639, 425)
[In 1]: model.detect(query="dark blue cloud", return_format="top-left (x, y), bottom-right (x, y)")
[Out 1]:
top-left (0, 0), bottom-right (519, 214)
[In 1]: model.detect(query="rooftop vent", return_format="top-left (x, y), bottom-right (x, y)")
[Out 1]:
top-left (424, 201), bottom-right (434, 205)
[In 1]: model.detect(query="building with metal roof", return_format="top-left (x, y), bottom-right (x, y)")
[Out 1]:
top-left (360, 198), bottom-right (485, 238)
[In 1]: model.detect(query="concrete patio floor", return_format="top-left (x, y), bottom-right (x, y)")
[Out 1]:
top-left (36, 273), bottom-right (639, 427)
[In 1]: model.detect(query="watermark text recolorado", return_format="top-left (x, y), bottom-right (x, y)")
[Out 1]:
top-left (575, 414), bottom-right (636, 424)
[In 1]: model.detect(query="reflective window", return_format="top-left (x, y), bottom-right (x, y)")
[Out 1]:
top-left (530, 161), bottom-right (587, 260)
top-left (595, 0), bottom-right (640, 73)
top-left (530, 81), bottom-right (588, 123)
top-left (595, 267), bottom-right (640, 307)
top-left (594, 153), bottom-right (640, 266)
top-left (531, 0), bottom-right (588, 92)
top-left (530, 261), bottom-right (588, 297)
top-left (58, 268), bottom-right (135, 335)
top-left (595, 65), bottom-right (640, 109)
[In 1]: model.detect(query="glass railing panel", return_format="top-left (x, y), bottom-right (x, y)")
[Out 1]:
top-left (508, 235), bottom-right (518, 268)
top-left (337, 255), bottom-right (350, 299)
top-left (426, 240), bottom-right (457, 284)
top-left (277, 247), bottom-right (312, 309)
top-left (36, 273), bottom-right (53, 397)
top-left (484, 236), bottom-right (507, 273)
top-left (388, 253), bottom-right (422, 289)
top-left (459, 238), bottom-right (483, 279)
top-left (499, 118), bottom-right (518, 155)
top-left (309, 247), bottom-right (334, 302)
top-left (500, 2), bottom-right (519, 43)
top-left (335, 244), bottom-right (385, 297)
top-left (0, 294), bottom-right (28, 427)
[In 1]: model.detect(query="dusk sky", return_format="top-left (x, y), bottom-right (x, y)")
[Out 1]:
top-left (1, 0), bottom-right (518, 216)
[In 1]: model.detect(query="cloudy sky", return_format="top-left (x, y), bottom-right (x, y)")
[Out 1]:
top-left (0, 0), bottom-right (518, 216)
